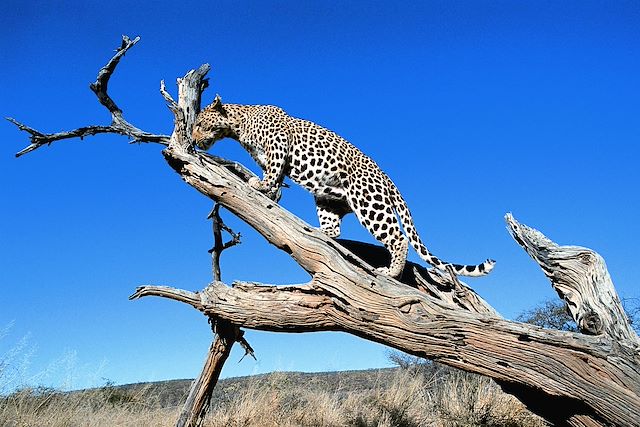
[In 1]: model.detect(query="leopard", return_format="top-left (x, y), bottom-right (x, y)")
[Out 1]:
top-left (192, 95), bottom-right (495, 278)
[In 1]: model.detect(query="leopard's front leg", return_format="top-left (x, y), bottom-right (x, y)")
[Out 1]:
top-left (249, 132), bottom-right (289, 200)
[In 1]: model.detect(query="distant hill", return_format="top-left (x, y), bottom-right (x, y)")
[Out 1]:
top-left (113, 367), bottom-right (399, 408)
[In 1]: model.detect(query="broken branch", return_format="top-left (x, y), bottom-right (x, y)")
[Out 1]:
top-left (506, 213), bottom-right (640, 346)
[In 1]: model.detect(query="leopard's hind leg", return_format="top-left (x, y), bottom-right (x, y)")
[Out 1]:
top-left (315, 195), bottom-right (351, 238)
top-left (345, 173), bottom-right (408, 277)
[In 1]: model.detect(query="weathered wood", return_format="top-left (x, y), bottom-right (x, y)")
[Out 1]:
top-left (151, 142), bottom-right (640, 426)
top-left (132, 235), bottom-right (639, 427)
top-left (12, 35), bottom-right (640, 427)
top-left (8, 36), bottom-right (169, 157)
top-left (507, 213), bottom-right (640, 346)
top-left (176, 321), bottom-right (237, 427)
top-left (160, 64), bottom-right (210, 153)
top-left (162, 68), bottom-right (243, 427)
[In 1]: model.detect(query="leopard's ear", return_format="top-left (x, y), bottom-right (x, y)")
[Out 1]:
top-left (212, 94), bottom-right (223, 111)
top-left (210, 94), bottom-right (227, 117)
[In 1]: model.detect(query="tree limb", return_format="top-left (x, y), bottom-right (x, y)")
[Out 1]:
top-left (175, 320), bottom-right (238, 427)
top-left (133, 272), bottom-right (639, 427)
top-left (9, 35), bottom-right (169, 158)
top-left (156, 138), bottom-right (640, 425)
top-left (90, 35), bottom-right (139, 115)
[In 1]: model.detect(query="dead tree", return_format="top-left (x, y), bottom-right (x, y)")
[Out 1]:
top-left (9, 36), bottom-right (640, 427)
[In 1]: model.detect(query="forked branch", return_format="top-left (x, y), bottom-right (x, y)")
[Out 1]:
top-left (9, 35), bottom-right (169, 158)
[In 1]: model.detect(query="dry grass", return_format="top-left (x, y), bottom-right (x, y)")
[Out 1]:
top-left (202, 366), bottom-right (543, 427)
top-left (0, 367), bottom-right (545, 427)
top-left (0, 385), bottom-right (179, 426)
top-left (429, 368), bottom-right (542, 427)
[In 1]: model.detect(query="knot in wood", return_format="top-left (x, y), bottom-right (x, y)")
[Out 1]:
top-left (580, 310), bottom-right (603, 335)
top-left (579, 252), bottom-right (594, 265)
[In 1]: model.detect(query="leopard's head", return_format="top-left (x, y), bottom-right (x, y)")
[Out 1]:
top-left (192, 95), bottom-right (234, 150)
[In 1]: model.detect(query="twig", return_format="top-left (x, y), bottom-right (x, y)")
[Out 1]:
top-left (206, 204), bottom-right (254, 361)
top-left (160, 79), bottom-right (181, 115)
top-left (237, 334), bottom-right (257, 362)
top-left (89, 35), bottom-right (139, 115)
top-left (9, 35), bottom-right (170, 157)
top-left (207, 203), bottom-right (241, 281)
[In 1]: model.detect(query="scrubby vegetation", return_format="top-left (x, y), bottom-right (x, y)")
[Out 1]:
top-left (0, 383), bottom-right (175, 426)
top-left (204, 364), bottom-right (544, 427)
top-left (1, 364), bottom-right (543, 427)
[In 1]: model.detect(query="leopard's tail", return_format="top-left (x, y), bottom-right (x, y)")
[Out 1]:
top-left (387, 177), bottom-right (495, 277)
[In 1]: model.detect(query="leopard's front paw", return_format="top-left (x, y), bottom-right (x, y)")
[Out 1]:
top-left (248, 177), bottom-right (264, 191)
top-left (248, 177), bottom-right (279, 199)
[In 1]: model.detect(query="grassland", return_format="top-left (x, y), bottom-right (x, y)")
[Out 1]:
top-left (1, 363), bottom-right (544, 427)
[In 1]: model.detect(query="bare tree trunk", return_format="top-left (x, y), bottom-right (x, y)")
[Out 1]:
top-left (176, 321), bottom-right (236, 427)
top-left (176, 204), bottom-right (247, 427)
top-left (11, 36), bottom-right (640, 427)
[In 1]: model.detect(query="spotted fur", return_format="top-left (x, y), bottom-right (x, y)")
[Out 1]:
top-left (192, 96), bottom-right (495, 278)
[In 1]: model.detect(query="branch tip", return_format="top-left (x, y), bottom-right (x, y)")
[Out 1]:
top-left (160, 79), bottom-right (179, 112)
top-left (129, 287), bottom-right (144, 300)
top-left (238, 336), bottom-right (257, 362)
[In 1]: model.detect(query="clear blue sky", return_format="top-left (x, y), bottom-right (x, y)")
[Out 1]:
top-left (1, 1), bottom-right (638, 391)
